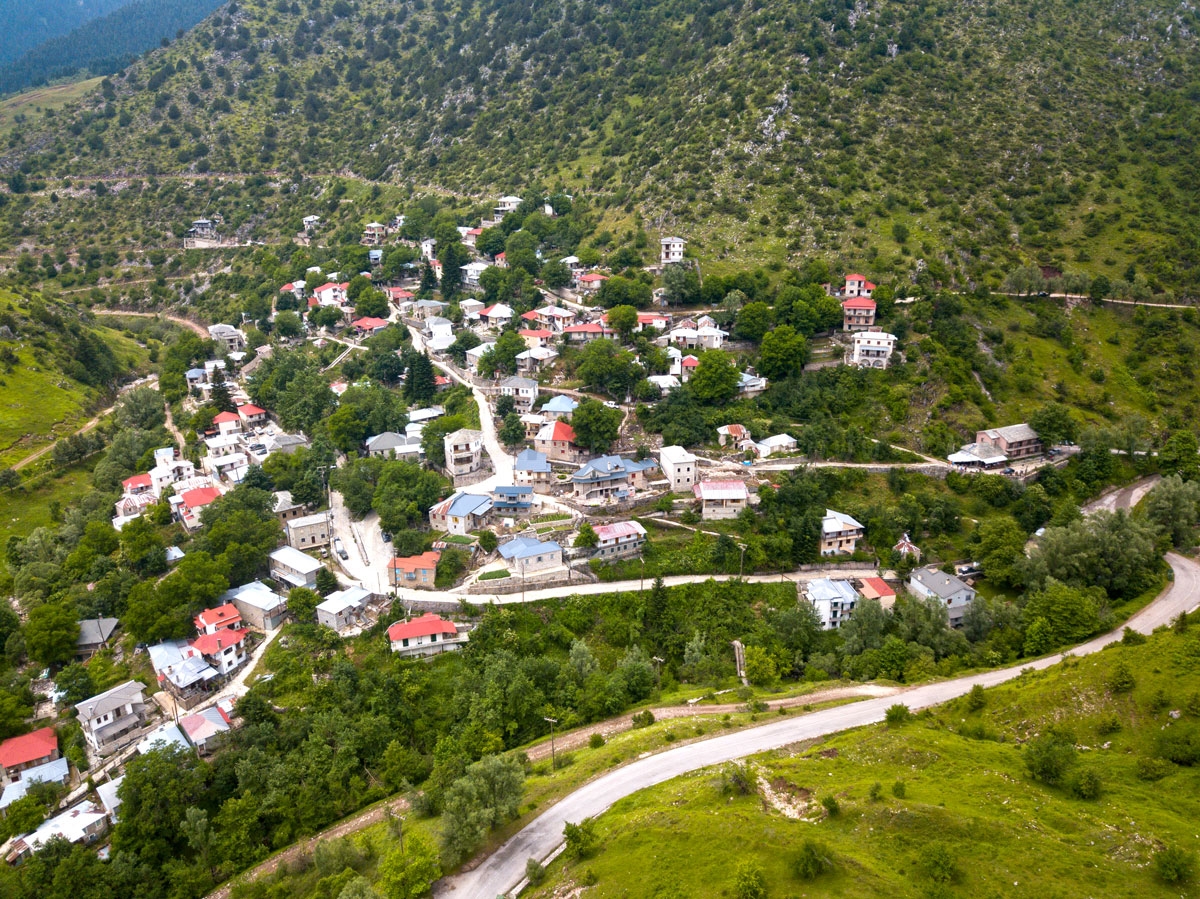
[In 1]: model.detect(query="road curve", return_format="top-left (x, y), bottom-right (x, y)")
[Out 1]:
top-left (441, 552), bottom-right (1200, 899)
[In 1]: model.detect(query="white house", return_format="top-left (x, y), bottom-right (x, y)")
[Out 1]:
top-left (269, 545), bottom-right (323, 589)
top-left (443, 429), bottom-right (485, 476)
top-left (593, 521), bottom-right (648, 559)
top-left (76, 681), bottom-right (147, 754)
top-left (851, 329), bottom-right (898, 369)
top-left (462, 261), bottom-right (490, 286)
top-left (499, 376), bottom-right (539, 411)
top-left (659, 445), bottom-right (698, 490)
top-left (693, 480), bottom-right (749, 520)
top-left (660, 237), bottom-right (686, 264)
top-left (388, 613), bottom-right (469, 658)
top-left (498, 537), bottom-right (564, 576)
top-left (316, 587), bottom-right (372, 634)
top-left (909, 567), bottom-right (976, 628)
top-left (479, 303), bottom-right (514, 329)
top-left (754, 434), bottom-right (797, 458)
top-left (820, 509), bottom-right (865, 555)
top-left (208, 323), bottom-right (246, 353)
top-left (806, 578), bottom-right (859, 630)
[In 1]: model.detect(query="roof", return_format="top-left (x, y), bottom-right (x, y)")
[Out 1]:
top-left (693, 480), bottom-right (749, 500)
top-left (759, 434), bottom-right (796, 448)
top-left (388, 551), bottom-right (442, 573)
top-left (717, 424), bottom-right (748, 438)
top-left (514, 449), bottom-right (551, 473)
top-left (22, 802), bottom-right (107, 853)
top-left (194, 603), bottom-right (241, 630)
top-left (238, 403), bottom-right (267, 416)
top-left (480, 303), bottom-right (514, 317)
top-left (138, 723), bottom-right (189, 755)
top-left (536, 420), bottom-right (576, 443)
top-left (445, 428), bottom-right (484, 444)
top-left (980, 423), bottom-right (1039, 443)
top-left (179, 707), bottom-right (231, 746)
top-left (0, 758), bottom-right (70, 809)
top-left (190, 628), bottom-right (249, 656)
top-left (366, 431), bottom-right (408, 451)
top-left (122, 473), bottom-right (152, 490)
top-left (493, 485), bottom-right (533, 498)
top-left (573, 455), bottom-right (657, 482)
top-left (181, 486), bottom-right (222, 509)
top-left (844, 273), bottom-right (868, 281)
top-left (445, 492), bottom-right (493, 518)
top-left (564, 322), bottom-right (610, 334)
top-left (659, 445), bottom-right (696, 465)
top-left (75, 681), bottom-right (145, 722)
top-left (0, 727), bottom-right (58, 770)
top-left (681, 355), bottom-right (700, 368)
top-left (499, 537), bottom-right (563, 560)
top-left (578, 273), bottom-right (608, 283)
top-left (911, 567), bottom-right (973, 599)
top-left (388, 613), bottom-right (459, 642)
top-left (501, 376), bottom-right (538, 390)
top-left (317, 586), bottom-right (371, 614)
top-left (543, 395), bottom-right (578, 413)
top-left (95, 775), bottom-right (124, 819)
top-left (842, 296), bottom-right (877, 309)
top-left (860, 577), bottom-right (896, 600)
top-left (224, 580), bottom-right (285, 612)
top-left (77, 617), bottom-right (119, 648)
top-left (595, 521), bottom-right (647, 541)
top-left (270, 545), bottom-right (323, 574)
top-left (353, 317), bottom-right (389, 330)
top-left (520, 328), bottom-right (554, 338)
top-left (822, 509), bottom-right (865, 534)
top-left (213, 411), bottom-right (241, 425)
top-left (808, 578), bottom-right (859, 603)
top-left (948, 443), bottom-right (1008, 465)
top-left (661, 236), bottom-right (685, 244)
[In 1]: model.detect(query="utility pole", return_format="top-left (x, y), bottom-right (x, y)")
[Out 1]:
top-left (543, 716), bottom-right (558, 770)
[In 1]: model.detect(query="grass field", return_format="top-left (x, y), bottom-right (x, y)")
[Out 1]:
top-left (0, 77), bottom-right (102, 136)
top-left (531, 617), bottom-right (1200, 898)
top-left (0, 461), bottom-right (98, 550)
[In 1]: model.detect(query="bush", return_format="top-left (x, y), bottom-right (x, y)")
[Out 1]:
top-left (588, 732), bottom-right (606, 749)
top-left (1108, 661), bottom-right (1136, 693)
top-left (1120, 626), bottom-right (1147, 645)
top-left (734, 861), bottom-right (768, 899)
top-left (1155, 723), bottom-right (1200, 765)
top-left (563, 818), bottom-right (599, 860)
top-left (1155, 846), bottom-right (1195, 884)
top-left (965, 684), bottom-right (986, 711)
top-left (719, 763), bottom-right (756, 797)
top-left (1024, 731), bottom-right (1077, 785)
top-left (868, 781), bottom-right (883, 802)
top-left (525, 858), bottom-right (546, 887)
top-left (821, 795), bottom-right (840, 817)
top-left (631, 710), bottom-right (655, 728)
top-left (892, 780), bottom-right (907, 799)
top-left (1136, 757), bottom-right (1175, 781)
top-left (920, 842), bottom-right (959, 884)
top-left (885, 703), bottom-right (913, 726)
top-left (1095, 712), bottom-right (1122, 736)
top-left (792, 839), bottom-right (834, 881)
top-left (1069, 767), bottom-right (1102, 800)
top-left (1149, 688), bottom-right (1171, 713)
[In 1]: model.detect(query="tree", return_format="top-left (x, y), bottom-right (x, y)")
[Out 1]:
top-left (563, 817), bottom-right (599, 860)
top-left (1155, 846), bottom-right (1196, 885)
top-left (1024, 730), bottom-right (1076, 785)
top-left (288, 587), bottom-right (322, 621)
top-left (689, 350), bottom-right (740, 404)
top-left (55, 662), bottom-right (95, 704)
top-left (570, 399), bottom-right (621, 453)
top-left (1029, 403), bottom-right (1077, 447)
top-left (606, 305), bottom-right (639, 343)
top-left (540, 259), bottom-right (571, 289)
top-left (1022, 579), bottom-right (1102, 649)
top-left (499, 412), bottom-right (525, 449)
top-left (439, 754), bottom-right (524, 863)
top-left (495, 395), bottom-right (516, 417)
top-left (274, 310), bottom-right (302, 338)
top-left (733, 861), bottom-right (768, 899)
top-left (974, 516), bottom-right (1027, 589)
top-left (596, 275), bottom-right (652, 308)
top-left (438, 240), bottom-right (471, 297)
top-left (373, 462), bottom-right (447, 533)
top-left (1145, 475), bottom-right (1200, 547)
top-left (735, 301), bottom-right (773, 342)
top-left (404, 353), bottom-right (437, 406)
top-left (757, 325), bottom-right (809, 380)
top-left (661, 263), bottom-right (701, 306)
top-left (1160, 430), bottom-right (1200, 481)
top-left (376, 832), bottom-right (441, 899)
top-left (125, 552), bottom-right (230, 643)
top-left (743, 645), bottom-right (778, 687)
top-left (354, 288), bottom-right (389, 319)
top-left (576, 339), bottom-right (643, 397)
top-left (574, 522), bottom-right (599, 549)
top-left (25, 603), bottom-right (80, 667)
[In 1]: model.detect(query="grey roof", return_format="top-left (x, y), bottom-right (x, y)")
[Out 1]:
top-left (573, 455), bottom-right (658, 483)
top-left (76, 617), bottom-right (119, 648)
top-left (822, 509), bottom-right (864, 534)
top-left (982, 423), bottom-right (1039, 442)
top-left (75, 681), bottom-right (145, 721)
top-left (317, 587), bottom-right (371, 615)
top-left (95, 775), bottom-right (124, 820)
top-left (222, 580), bottom-right (284, 612)
top-left (272, 490), bottom-right (299, 512)
top-left (270, 545), bottom-right (323, 574)
top-left (0, 758), bottom-right (70, 809)
top-left (807, 578), bottom-right (859, 604)
top-left (910, 567), bottom-right (972, 599)
top-left (138, 723), bottom-right (189, 755)
top-left (501, 376), bottom-right (538, 390)
top-left (543, 395), bottom-right (578, 413)
top-left (289, 512), bottom-right (329, 530)
top-left (514, 449), bottom-right (551, 473)
top-left (499, 537), bottom-right (562, 561)
top-left (366, 431), bottom-right (408, 451)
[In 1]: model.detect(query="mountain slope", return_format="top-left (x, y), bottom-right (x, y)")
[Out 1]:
top-left (4, 0), bottom-right (1200, 291)
top-left (0, 0), bottom-right (133, 66)
top-left (0, 0), bottom-right (226, 95)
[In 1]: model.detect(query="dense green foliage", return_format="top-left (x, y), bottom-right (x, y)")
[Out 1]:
top-left (0, 0), bottom-right (133, 66)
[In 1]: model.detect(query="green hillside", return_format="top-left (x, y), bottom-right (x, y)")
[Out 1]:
top-left (530, 619), bottom-right (1200, 898)
top-left (2, 0), bottom-right (1200, 291)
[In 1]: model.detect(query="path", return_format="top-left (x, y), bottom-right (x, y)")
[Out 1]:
top-left (10, 403), bottom-right (113, 470)
top-left (1081, 474), bottom-right (1161, 516)
top-left (442, 552), bottom-right (1200, 898)
top-left (92, 309), bottom-right (208, 338)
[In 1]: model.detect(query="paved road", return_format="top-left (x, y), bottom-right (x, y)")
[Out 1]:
top-left (441, 552), bottom-right (1200, 899)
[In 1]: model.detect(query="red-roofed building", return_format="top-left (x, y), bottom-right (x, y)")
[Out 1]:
top-left (0, 727), bottom-right (60, 784)
top-left (385, 287), bottom-right (415, 304)
top-left (593, 520), bottom-right (648, 559)
top-left (636, 312), bottom-right (670, 332)
top-left (387, 551), bottom-right (441, 589)
top-left (387, 613), bottom-right (468, 658)
top-left (122, 473), bottom-right (153, 495)
top-left (563, 322), bottom-right (615, 343)
top-left (434, 375), bottom-right (452, 390)
top-left (313, 282), bottom-right (349, 305)
top-left (716, 423), bottom-right (748, 446)
top-left (177, 486), bottom-right (222, 530)
top-left (189, 628), bottom-right (249, 675)
top-left (520, 310), bottom-right (540, 323)
top-left (352, 316), bottom-right (390, 335)
top-left (842, 274), bottom-right (876, 298)
top-left (194, 603), bottom-right (242, 635)
top-left (494, 252), bottom-right (508, 268)
top-left (577, 273), bottom-right (608, 294)
top-left (841, 296), bottom-right (877, 331)
top-left (535, 419), bottom-right (584, 463)
top-left (463, 227), bottom-right (483, 248)
top-left (212, 411), bottom-right (242, 435)
top-left (237, 404), bottom-right (268, 427)
top-left (859, 576), bottom-right (897, 609)
top-left (519, 329), bottom-right (554, 349)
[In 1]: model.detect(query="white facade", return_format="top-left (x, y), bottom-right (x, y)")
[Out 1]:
top-left (660, 237), bottom-right (686, 264)
top-left (659, 445), bottom-right (698, 491)
top-left (851, 330), bottom-right (897, 369)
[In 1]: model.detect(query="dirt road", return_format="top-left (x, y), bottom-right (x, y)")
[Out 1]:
top-left (92, 308), bottom-right (208, 338)
top-left (1081, 474), bottom-right (1161, 516)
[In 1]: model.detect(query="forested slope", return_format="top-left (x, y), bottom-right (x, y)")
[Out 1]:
top-left (4, 0), bottom-right (1200, 290)
top-left (0, 0), bottom-right (133, 66)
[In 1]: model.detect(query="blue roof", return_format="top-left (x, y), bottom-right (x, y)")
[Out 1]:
top-left (572, 455), bottom-right (658, 483)
top-left (186, 368), bottom-right (206, 378)
top-left (494, 485), bottom-right (533, 497)
top-left (514, 449), bottom-right (551, 473)
top-left (498, 537), bottom-right (562, 560)
top-left (447, 493), bottom-right (492, 517)
top-left (544, 395), bottom-right (578, 413)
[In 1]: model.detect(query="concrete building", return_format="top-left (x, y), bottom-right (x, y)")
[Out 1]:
top-left (593, 521), bottom-right (648, 559)
top-left (388, 613), bottom-right (469, 658)
top-left (976, 423), bottom-right (1042, 460)
top-left (841, 296), bottom-right (877, 331)
top-left (660, 236), bottom-right (686, 264)
top-left (499, 376), bottom-right (539, 412)
top-left (850, 329), bottom-right (897, 368)
top-left (514, 449), bottom-right (553, 490)
top-left (821, 509), bottom-right (865, 556)
top-left (429, 492), bottom-right (493, 536)
top-left (269, 545), bottom-right (323, 589)
top-left (316, 587), bottom-right (372, 634)
top-left (498, 537), bottom-right (564, 576)
top-left (388, 551), bottom-right (441, 589)
top-left (806, 578), bottom-right (859, 630)
top-left (224, 580), bottom-right (289, 630)
top-left (572, 455), bottom-right (658, 502)
top-left (909, 567), bottom-right (977, 628)
top-left (76, 617), bottom-right (119, 661)
top-left (273, 490), bottom-right (306, 526)
top-left (287, 512), bottom-right (331, 549)
top-left (443, 429), bottom-right (485, 477)
top-left (658, 445), bottom-right (698, 491)
top-left (693, 480), bottom-right (749, 520)
top-left (76, 681), bottom-right (147, 754)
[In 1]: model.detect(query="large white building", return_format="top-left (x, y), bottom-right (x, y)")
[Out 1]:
top-left (851, 330), bottom-right (897, 369)
top-left (660, 236), bottom-right (686, 264)
top-left (659, 445), bottom-right (698, 491)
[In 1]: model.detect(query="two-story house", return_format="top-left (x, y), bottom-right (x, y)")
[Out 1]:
top-left (976, 423), bottom-right (1043, 460)
top-left (76, 681), bottom-right (147, 754)
top-left (909, 567), bottom-right (977, 628)
top-left (388, 551), bottom-right (441, 589)
top-left (658, 445), bottom-right (698, 491)
top-left (807, 578), bottom-right (860, 630)
top-left (841, 296), bottom-right (877, 331)
top-left (429, 491), bottom-right (493, 536)
top-left (388, 613), bottom-right (469, 658)
top-left (443, 429), bottom-right (485, 476)
top-left (593, 521), bottom-right (648, 559)
top-left (535, 420), bottom-right (585, 463)
top-left (269, 545), bottom-right (323, 589)
top-left (693, 480), bottom-right (749, 520)
top-left (514, 448), bottom-right (553, 490)
top-left (287, 512), bottom-right (331, 549)
top-left (571, 455), bottom-right (658, 502)
top-left (821, 509), bottom-right (865, 555)
top-left (499, 376), bottom-right (539, 412)
top-left (851, 329), bottom-right (897, 368)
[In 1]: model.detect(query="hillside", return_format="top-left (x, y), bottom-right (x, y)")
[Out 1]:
top-left (3, 0), bottom-right (1200, 291)
top-left (529, 618), bottom-right (1200, 898)
top-left (0, 0), bottom-right (133, 66)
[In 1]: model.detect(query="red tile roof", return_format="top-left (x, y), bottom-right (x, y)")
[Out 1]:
top-left (860, 577), bottom-right (896, 599)
top-left (386, 288), bottom-right (415, 300)
top-left (845, 274), bottom-right (867, 281)
top-left (842, 297), bottom-right (877, 310)
top-left (190, 628), bottom-right (249, 656)
top-left (578, 273), bottom-right (607, 283)
top-left (681, 355), bottom-right (700, 368)
top-left (520, 310), bottom-right (540, 321)
top-left (564, 322), bottom-right (611, 334)
top-left (541, 420), bottom-right (576, 443)
top-left (213, 411), bottom-right (241, 424)
top-left (238, 404), bottom-right (267, 417)
top-left (387, 551), bottom-right (441, 573)
top-left (520, 329), bottom-right (554, 338)
top-left (122, 473), bottom-right (153, 490)
top-left (388, 613), bottom-right (458, 642)
top-left (0, 727), bottom-right (58, 770)
top-left (353, 316), bottom-right (389, 330)
top-left (181, 486), bottom-right (222, 510)
top-left (194, 603), bottom-right (242, 631)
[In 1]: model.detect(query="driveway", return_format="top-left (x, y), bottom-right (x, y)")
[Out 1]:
top-left (440, 551), bottom-right (1200, 899)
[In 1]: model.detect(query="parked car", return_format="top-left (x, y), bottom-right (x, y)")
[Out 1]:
top-left (381, 531), bottom-right (393, 543)
top-left (334, 537), bottom-right (348, 560)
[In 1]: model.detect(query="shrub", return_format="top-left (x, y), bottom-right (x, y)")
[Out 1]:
top-left (868, 781), bottom-right (883, 802)
top-left (792, 839), bottom-right (834, 881)
top-left (1155, 723), bottom-right (1200, 765)
top-left (525, 858), bottom-right (546, 887)
top-left (1121, 626), bottom-right (1146, 645)
top-left (892, 780), bottom-right (907, 799)
top-left (563, 817), bottom-right (599, 860)
top-left (1136, 757), bottom-right (1175, 781)
top-left (734, 861), bottom-right (768, 899)
top-left (1025, 731), bottom-right (1077, 785)
top-left (588, 732), bottom-right (606, 749)
top-left (821, 795), bottom-right (840, 817)
top-left (885, 703), bottom-right (913, 726)
top-left (1069, 768), bottom-right (1102, 800)
top-left (920, 842), bottom-right (959, 884)
top-left (1155, 846), bottom-right (1196, 884)
top-left (1108, 661), bottom-right (1136, 693)
top-left (719, 763), bottom-right (757, 797)
top-left (965, 684), bottom-right (986, 711)
top-left (1149, 688), bottom-right (1171, 713)
top-left (631, 710), bottom-right (655, 728)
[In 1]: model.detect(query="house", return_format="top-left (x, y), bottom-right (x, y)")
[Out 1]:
top-left (179, 705), bottom-right (232, 755)
top-left (697, 326), bottom-right (728, 349)
top-left (76, 681), bottom-right (147, 754)
top-left (821, 509), bottom-right (865, 556)
top-left (388, 613), bottom-right (468, 658)
top-left (479, 303), bottom-right (514, 329)
top-left (660, 236), bottom-right (686, 264)
top-left (463, 227), bottom-right (483, 248)
top-left (137, 722), bottom-right (190, 756)
top-left (194, 603), bottom-right (241, 635)
top-left (0, 728), bottom-right (59, 785)
top-left (122, 472), bottom-right (153, 496)
top-left (693, 480), bottom-right (750, 520)
top-left (238, 403), bottom-right (269, 427)
top-left (561, 255), bottom-right (584, 278)
top-left (858, 576), bottom-right (897, 610)
top-left (563, 322), bottom-right (615, 342)
top-left (175, 485), bottom-right (222, 531)
top-left (534, 305), bottom-right (576, 331)
top-left (95, 775), bottom-right (124, 823)
top-left (577, 273), bottom-right (608, 294)
top-left (443, 429), bottom-right (485, 476)
top-left (841, 274), bottom-right (876, 298)
top-left (420, 237), bottom-right (437, 260)
top-left (316, 587), bottom-right (372, 633)
top-left (429, 492), bottom-right (493, 536)
top-left (273, 490), bottom-right (306, 526)
top-left (498, 537), bottom-right (564, 576)
top-left (738, 371), bottom-right (769, 397)
top-left (303, 214), bottom-right (321, 232)
top-left (976, 423), bottom-right (1042, 460)
top-left (459, 298), bottom-right (485, 320)
top-left (492, 252), bottom-right (507, 269)
top-left (851, 329), bottom-right (897, 368)
top-left (75, 617), bottom-right (119, 661)
top-left (147, 640), bottom-right (218, 708)
top-left (0, 757), bottom-right (69, 810)
top-left (6, 802), bottom-right (108, 862)
top-left (190, 628), bottom-right (249, 676)
top-left (636, 311), bottom-right (670, 332)
top-left (521, 412), bottom-right (545, 439)
top-left (909, 567), bottom-right (977, 627)
top-left (212, 411), bottom-right (242, 437)
top-left (947, 442), bottom-right (1009, 470)
top-left (841, 296), bottom-right (877, 331)
top-left (496, 195), bottom-right (523, 216)
top-left (535, 420), bottom-right (585, 463)
top-left (679, 354), bottom-right (700, 381)
top-left (717, 424), bottom-right (749, 447)
top-left (462, 261), bottom-right (490, 286)
top-left (388, 551), bottom-right (441, 589)
top-left (465, 342), bottom-right (495, 372)
top-left (659, 445), bottom-right (698, 491)
top-left (412, 298), bottom-right (448, 319)
top-left (269, 545), bottom-right (323, 589)
top-left (520, 328), bottom-right (555, 349)
top-left (593, 521), bottom-right (647, 559)
top-left (499, 376), bottom-right (539, 411)
top-left (514, 449), bottom-right (553, 490)
top-left (491, 485), bottom-right (534, 514)
top-left (313, 282), bottom-right (349, 306)
top-left (208, 323), bottom-right (247, 353)
top-left (366, 431), bottom-right (424, 460)
top-left (542, 395), bottom-right (578, 421)
top-left (352, 316), bottom-right (390, 337)
top-left (517, 347), bottom-right (558, 373)
top-left (424, 316), bottom-right (454, 342)
top-left (755, 433), bottom-right (797, 458)
top-left (806, 578), bottom-right (859, 630)
top-left (408, 404), bottom-right (445, 425)
top-left (190, 217), bottom-right (216, 237)
top-left (386, 287), bottom-right (416, 307)
top-left (893, 533), bottom-right (922, 560)
top-left (225, 580), bottom-right (289, 630)
top-left (647, 374), bottom-right (680, 394)
top-left (572, 455), bottom-right (658, 502)
top-left (362, 222), bottom-right (388, 245)
top-left (280, 280), bottom-right (307, 301)
top-left (287, 512), bottom-right (331, 549)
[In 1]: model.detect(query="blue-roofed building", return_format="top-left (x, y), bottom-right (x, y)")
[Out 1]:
top-left (185, 368), bottom-right (207, 388)
top-left (498, 537), bottom-right (563, 576)
top-left (542, 395), bottom-right (578, 421)
top-left (514, 449), bottom-right (553, 490)
top-left (571, 455), bottom-right (659, 502)
top-left (491, 485), bottom-right (534, 514)
top-left (429, 491), bottom-right (493, 536)
top-left (0, 758), bottom-right (70, 810)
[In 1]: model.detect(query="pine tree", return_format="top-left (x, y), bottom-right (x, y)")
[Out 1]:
top-left (405, 353), bottom-right (437, 405)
